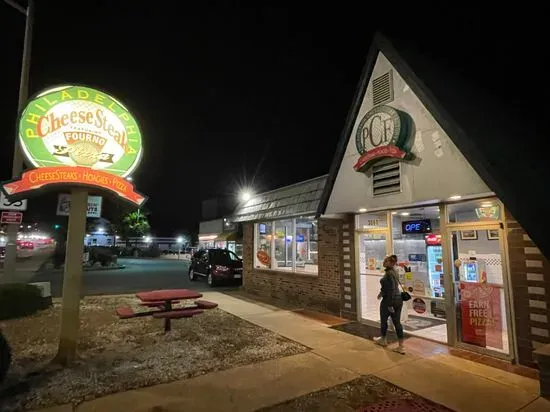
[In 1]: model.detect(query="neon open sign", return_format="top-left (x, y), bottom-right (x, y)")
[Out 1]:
top-left (401, 219), bottom-right (432, 234)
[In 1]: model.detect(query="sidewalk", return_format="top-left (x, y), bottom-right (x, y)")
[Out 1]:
top-left (0, 249), bottom-right (53, 284)
top-left (37, 291), bottom-right (549, 412)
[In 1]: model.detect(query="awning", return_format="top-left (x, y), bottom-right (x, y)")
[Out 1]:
top-left (231, 175), bottom-right (327, 222)
top-left (198, 233), bottom-right (218, 242)
top-left (215, 232), bottom-right (240, 242)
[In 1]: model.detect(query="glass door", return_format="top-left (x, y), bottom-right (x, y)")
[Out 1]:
top-left (449, 224), bottom-right (512, 357)
top-left (358, 231), bottom-right (388, 322)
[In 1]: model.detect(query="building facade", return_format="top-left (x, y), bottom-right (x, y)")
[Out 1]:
top-left (232, 34), bottom-right (550, 369)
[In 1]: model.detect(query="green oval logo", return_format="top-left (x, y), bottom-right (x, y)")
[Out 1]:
top-left (18, 85), bottom-right (143, 177)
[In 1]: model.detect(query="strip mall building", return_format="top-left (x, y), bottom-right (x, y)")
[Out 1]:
top-left (231, 34), bottom-right (549, 368)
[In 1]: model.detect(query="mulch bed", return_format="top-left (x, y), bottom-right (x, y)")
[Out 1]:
top-left (257, 375), bottom-right (453, 411)
top-left (0, 295), bottom-right (308, 411)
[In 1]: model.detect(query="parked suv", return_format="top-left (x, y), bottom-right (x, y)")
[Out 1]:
top-left (188, 248), bottom-right (242, 287)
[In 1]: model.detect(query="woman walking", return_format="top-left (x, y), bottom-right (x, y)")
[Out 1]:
top-left (374, 255), bottom-right (405, 354)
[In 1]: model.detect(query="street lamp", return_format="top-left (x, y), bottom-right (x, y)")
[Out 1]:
top-left (176, 236), bottom-right (183, 260)
top-left (2, 0), bottom-right (35, 280)
top-left (240, 190), bottom-right (252, 202)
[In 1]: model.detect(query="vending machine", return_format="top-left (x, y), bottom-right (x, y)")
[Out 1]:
top-left (425, 234), bottom-right (444, 298)
top-left (460, 259), bottom-right (487, 283)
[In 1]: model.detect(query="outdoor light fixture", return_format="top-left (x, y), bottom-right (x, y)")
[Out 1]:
top-left (401, 212), bottom-right (410, 216)
top-left (176, 236), bottom-right (183, 243)
top-left (481, 202), bottom-right (493, 207)
top-left (97, 227), bottom-right (104, 233)
top-left (240, 191), bottom-right (252, 202)
top-left (391, 212), bottom-right (397, 215)
top-left (449, 195), bottom-right (462, 200)
top-left (144, 236), bottom-right (152, 243)
top-left (358, 208), bottom-right (367, 213)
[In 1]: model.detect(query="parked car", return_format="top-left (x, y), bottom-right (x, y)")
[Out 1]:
top-left (188, 248), bottom-right (242, 287)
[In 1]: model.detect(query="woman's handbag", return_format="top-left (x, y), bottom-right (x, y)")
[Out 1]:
top-left (395, 274), bottom-right (412, 301)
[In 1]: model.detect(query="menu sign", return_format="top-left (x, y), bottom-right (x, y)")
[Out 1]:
top-left (460, 282), bottom-right (503, 349)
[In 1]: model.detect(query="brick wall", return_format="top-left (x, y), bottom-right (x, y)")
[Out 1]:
top-left (506, 210), bottom-right (550, 367)
top-left (341, 215), bottom-right (357, 319)
top-left (242, 218), bottom-right (345, 315)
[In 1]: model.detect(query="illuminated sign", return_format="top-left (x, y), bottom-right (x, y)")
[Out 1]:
top-left (2, 166), bottom-right (146, 206)
top-left (18, 85), bottom-right (142, 177)
top-left (475, 206), bottom-right (500, 220)
top-left (56, 193), bottom-right (103, 218)
top-left (354, 105), bottom-right (414, 172)
top-left (425, 234), bottom-right (441, 246)
top-left (2, 85), bottom-right (146, 207)
top-left (401, 219), bottom-right (432, 234)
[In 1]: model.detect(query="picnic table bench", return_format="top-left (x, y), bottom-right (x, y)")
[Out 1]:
top-left (115, 289), bottom-right (218, 332)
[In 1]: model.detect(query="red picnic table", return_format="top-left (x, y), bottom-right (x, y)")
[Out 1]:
top-left (116, 289), bottom-right (218, 332)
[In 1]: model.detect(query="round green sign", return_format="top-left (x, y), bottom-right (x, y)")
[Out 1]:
top-left (18, 85), bottom-right (143, 177)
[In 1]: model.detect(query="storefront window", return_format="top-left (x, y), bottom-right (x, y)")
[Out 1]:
top-left (255, 222), bottom-right (273, 268)
top-left (392, 206), bottom-right (443, 299)
top-left (274, 219), bottom-right (293, 269)
top-left (447, 198), bottom-right (501, 223)
top-left (295, 217), bottom-right (318, 274)
top-left (356, 211), bottom-right (387, 229)
top-left (254, 217), bottom-right (318, 275)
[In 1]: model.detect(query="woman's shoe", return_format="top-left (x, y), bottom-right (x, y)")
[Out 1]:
top-left (392, 344), bottom-right (405, 354)
top-left (374, 336), bottom-right (388, 347)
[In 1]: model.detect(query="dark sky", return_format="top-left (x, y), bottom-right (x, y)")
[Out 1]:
top-left (0, 2), bottom-right (543, 236)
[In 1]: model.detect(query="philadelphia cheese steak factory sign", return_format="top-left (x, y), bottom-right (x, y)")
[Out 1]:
top-left (2, 85), bottom-right (146, 206)
top-left (354, 104), bottom-right (414, 173)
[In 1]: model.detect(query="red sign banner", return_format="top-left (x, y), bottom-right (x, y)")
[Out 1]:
top-left (2, 166), bottom-right (146, 207)
top-left (353, 145), bottom-right (407, 172)
top-left (459, 282), bottom-right (503, 349)
top-left (1, 211), bottom-right (23, 224)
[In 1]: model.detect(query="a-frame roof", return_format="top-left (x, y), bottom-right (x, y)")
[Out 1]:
top-left (318, 32), bottom-right (549, 259)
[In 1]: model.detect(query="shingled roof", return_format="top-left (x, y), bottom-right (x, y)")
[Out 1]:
top-left (232, 175), bottom-right (327, 222)
top-left (318, 32), bottom-right (549, 259)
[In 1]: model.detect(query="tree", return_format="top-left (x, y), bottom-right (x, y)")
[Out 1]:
top-left (121, 210), bottom-right (150, 239)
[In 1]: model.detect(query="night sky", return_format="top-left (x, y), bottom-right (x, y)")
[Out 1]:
top-left (0, 3), bottom-right (543, 236)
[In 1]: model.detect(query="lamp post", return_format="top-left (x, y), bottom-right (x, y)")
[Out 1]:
top-left (176, 236), bottom-right (183, 260)
top-left (2, 0), bottom-right (35, 279)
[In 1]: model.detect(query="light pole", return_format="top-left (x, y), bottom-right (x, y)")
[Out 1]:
top-left (3, 0), bottom-right (35, 279)
top-left (176, 236), bottom-right (183, 260)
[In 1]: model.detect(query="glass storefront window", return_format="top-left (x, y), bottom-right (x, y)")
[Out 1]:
top-left (254, 217), bottom-right (318, 275)
top-left (295, 217), bottom-right (318, 274)
top-left (356, 211), bottom-right (387, 229)
top-left (392, 206), bottom-right (444, 300)
top-left (274, 219), bottom-right (293, 269)
top-left (255, 221), bottom-right (273, 268)
top-left (447, 198), bottom-right (501, 223)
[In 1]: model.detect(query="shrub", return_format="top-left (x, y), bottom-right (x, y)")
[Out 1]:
top-left (0, 331), bottom-right (11, 384)
top-left (0, 283), bottom-right (45, 321)
top-left (142, 245), bottom-right (161, 258)
top-left (89, 247), bottom-right (116, 267)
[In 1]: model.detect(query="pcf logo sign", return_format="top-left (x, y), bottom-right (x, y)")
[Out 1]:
top-left (353, 105), bottom-right (414, 172)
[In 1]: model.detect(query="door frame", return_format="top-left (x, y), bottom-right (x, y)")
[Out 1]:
top-left (354, 211), bottom-right (393, 322)
top-left (442, 206), bottom-right (515, 361)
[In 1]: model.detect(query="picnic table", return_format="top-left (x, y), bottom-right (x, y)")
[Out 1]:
top-left (116, 289), bottom-right (218, 332)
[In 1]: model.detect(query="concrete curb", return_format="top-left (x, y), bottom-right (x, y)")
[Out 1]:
top-left (39, 265), bottom-right (126, 274)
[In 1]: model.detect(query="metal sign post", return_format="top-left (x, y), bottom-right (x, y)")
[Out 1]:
top-left (3, 0), bottom-right (35, 281)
